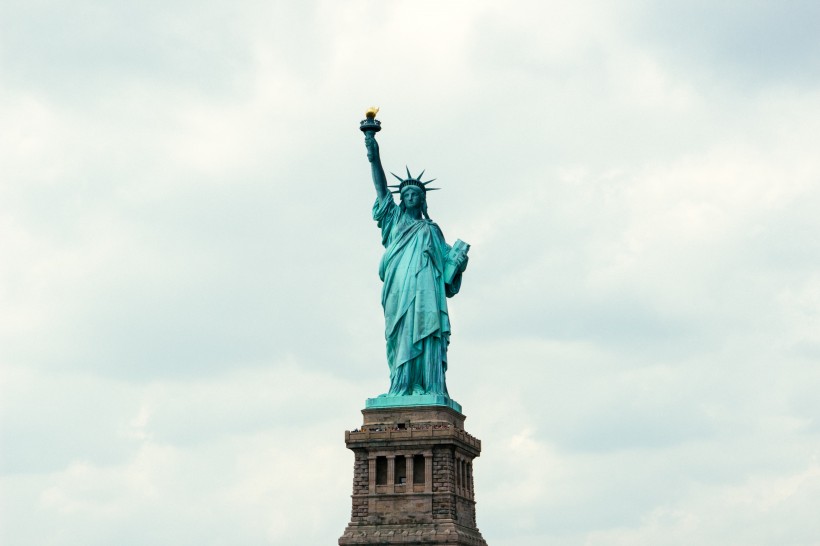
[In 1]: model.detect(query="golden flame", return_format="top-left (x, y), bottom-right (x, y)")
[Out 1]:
top-left (365, 106), bottom-right (379, 119)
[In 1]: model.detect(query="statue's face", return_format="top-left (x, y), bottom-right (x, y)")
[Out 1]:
top-left (401, 187), bottom-right (424, 210)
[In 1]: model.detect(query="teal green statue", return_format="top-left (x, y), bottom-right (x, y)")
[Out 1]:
top-left (360, 108), bottom-right (469, 407)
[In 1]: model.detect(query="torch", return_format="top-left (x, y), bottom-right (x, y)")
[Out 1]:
top-left (360, 106), bottom-right (381, 133)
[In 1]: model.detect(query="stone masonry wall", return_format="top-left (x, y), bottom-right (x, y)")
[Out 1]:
top-left (432, 446), bottom-right (456, 520)
top-left (456, 498), bottom-right (477, 528)
top-left (351, 449), bottom-right (369, 521)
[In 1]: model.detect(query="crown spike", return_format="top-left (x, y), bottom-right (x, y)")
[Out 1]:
top-left (388, 168), bottom-right (444, 195)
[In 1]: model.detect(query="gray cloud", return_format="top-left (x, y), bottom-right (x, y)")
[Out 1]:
top-left (2, 1), bottom-right (820, 545)
top-left (628, 1), bottom-right (820, 88)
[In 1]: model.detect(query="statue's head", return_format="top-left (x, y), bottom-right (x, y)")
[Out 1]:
top-left (390, 168), bottom-right (439, 220)
top-left (400, 185), bottom-right (425, 211)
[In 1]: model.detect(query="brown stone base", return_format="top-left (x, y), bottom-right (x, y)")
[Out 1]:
top-left (339, 521), bottom-right (487, 545)
top-left (338, 406), bottom-right (488, 546)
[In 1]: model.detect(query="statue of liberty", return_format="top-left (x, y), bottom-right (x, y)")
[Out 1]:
top-left (361, 109), bottom-right (469, 407)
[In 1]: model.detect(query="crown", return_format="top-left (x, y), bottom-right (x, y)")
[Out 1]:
top-left (388, 167), bottom-right (441, 194)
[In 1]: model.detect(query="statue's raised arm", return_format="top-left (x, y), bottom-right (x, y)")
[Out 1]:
top-left (361, 108), bottom-right (388, 200)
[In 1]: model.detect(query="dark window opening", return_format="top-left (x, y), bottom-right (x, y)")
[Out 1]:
top-left (413, 454), bottom-right (425, 484)
top-left (376, 456), bottom-right (387, 485)
top-left (395, 455), bottom-right (407, 485)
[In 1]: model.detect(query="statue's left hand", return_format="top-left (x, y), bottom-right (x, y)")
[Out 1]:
top-left (457, 255), bottom-right (469, 273)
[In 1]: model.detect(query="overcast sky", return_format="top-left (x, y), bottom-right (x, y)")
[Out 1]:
top-left (2, 1), bottom-right (819, 545)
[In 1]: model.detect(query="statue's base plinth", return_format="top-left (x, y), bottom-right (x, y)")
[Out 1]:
top-left (365, 394), bottom-right (462, 413)
top-left (338, 405), bottom-right (488, 546)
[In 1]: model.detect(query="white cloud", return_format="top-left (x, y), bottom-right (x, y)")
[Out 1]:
top-left (1, 362), bottom-right (367, 544)
top-left (2, 1), bottom-right (820, 545)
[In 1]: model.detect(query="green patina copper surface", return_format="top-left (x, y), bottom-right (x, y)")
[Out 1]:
top-left (365, 394), bottom-right (462, 413)
top-left (360, 111), bottom-right (469, 410)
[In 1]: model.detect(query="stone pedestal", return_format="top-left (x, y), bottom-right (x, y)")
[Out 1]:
top-left (338, 405), bottom-right (488, 546)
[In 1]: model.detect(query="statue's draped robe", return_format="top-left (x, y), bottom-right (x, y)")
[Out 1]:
top-left (373, 195), bottom-right (462, 396)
